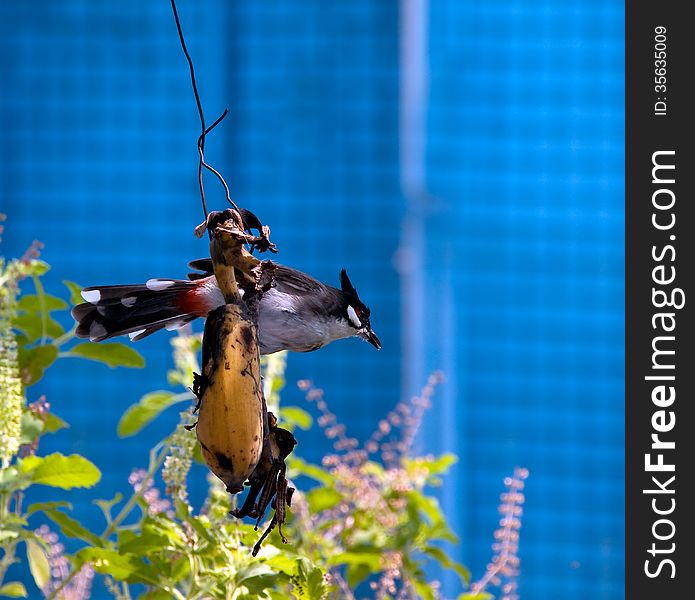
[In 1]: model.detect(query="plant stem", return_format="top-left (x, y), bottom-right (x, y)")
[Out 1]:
top-left (0, 491), bottom-right (16, 587)
top-left (52, 326), bottom-right (76, 348)
top-left (0, 540), bottom-right (18, 590)
top-left (103, 441), bottom-right (169, 539)
top-left (333, 572), bottom-right (357, 600)
top-left (47, 441), bottom-right (171, 600)
top-left (0, 491), bottom-right (25, 587)
top-left (32, 275), bottom-right (49, 345)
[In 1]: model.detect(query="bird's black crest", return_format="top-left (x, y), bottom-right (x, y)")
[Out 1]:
top-left (340, 269), bottom-right (358, 298)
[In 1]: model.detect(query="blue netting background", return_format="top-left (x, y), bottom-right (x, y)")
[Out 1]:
top-left (1, 1), bottom-right (623, 598)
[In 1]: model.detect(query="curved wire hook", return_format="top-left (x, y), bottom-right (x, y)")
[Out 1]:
top-left (197, 110), bottom-right (240, 213)
top-left (170, 0), bottom-right (240, 218)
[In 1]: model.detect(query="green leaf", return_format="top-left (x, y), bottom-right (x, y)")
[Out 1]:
top-left (292, 558), bottom-right (326, 600)
top-left (405, 453), bottom-right (458, 481)
top-left (457, 594), bottom-right (494, 600)
top-left (423, 545), bottom-right (470, 584)
top-left (117, 391), bottom-right (188, 437)
top-left (76, 548), bottom-right (133, 578)
top-left (19, 344), bottom-right (58, 386)
top-left (139, 589), bottom-right (175, 600)
top-left (327, 551), bottom-right (382, 571)
top-left (361, 460), bottom-right (386, 478)
top-left (412, 580), bottom-right (437, 600)
top-left (234, 562), bottom-right (276, 587)
top-left (191, 441), bottom-right (204, 464)
top-left (63, 280), bottom-right (84, 306)
top-left (286, 458), bottom-right (333, 486)
top-left (23, 260), bottom-right (50, 277)
top-left (0, 582), bottom-right (28, 597)
top-left (13, 333), bottom-right (30, 353)
top-left (118, 529), bottom-right (170, 556)
top-left (19, 412), bottom-right (45, 445)
top-left (138, 516), bottom-right (186, 549)
top-left (39, 508), bottom-right (102, 547)
top-left (280, 406), bottom-right (313, 431)
top-left (0, 514), bottom-right (27, 527)
top-left (425, 519), bottom-right (459, 544)
top-left (75, 548), bottom-right (157, 584)
top-left (20, 453), bottom-right (101, 489)
top-left (167, 554), bottom-right (190, 582)
top-left (264, 552), bottom-right (301, 576)
top-left (408, 490), bottom-right (447, 526)
top-left (19, 410), bottom-right (67, 442)
top-left (13, 314), bottom-right (64, 343)
top-left (62, 342), bottom-right (145, 369)
top-left (26, 501), bottom-right (72, 516)
top-left (18, 294), bottom-right (68, 312)
top-left (181, 512), bottom-right (214, 544)
top-left (43, 412), bottom-right (69, 433)
top-left (429, 452), bottom-right (458, 473)
top-left (345, 562), bottom-right (371, 589)
top-left (0, 530), bottom-right (20, 542)
top-left (0, 516), bottom-right (29, 543)
top-left (25, 539), bottom-right (50, 591)
top-left (94, 492), bottom-right (123, 523)
top-left (305, 487), bottom-right (342, 513)
top-left (0, 467), bottom-right (32, 494)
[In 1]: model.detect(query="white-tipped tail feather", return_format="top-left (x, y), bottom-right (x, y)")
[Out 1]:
top-left (81, 289), bottom-right (101, 304)
top-left (72, 277), bottom-right (220, 343)
top-left (146, 279), bottom-right (176, 291)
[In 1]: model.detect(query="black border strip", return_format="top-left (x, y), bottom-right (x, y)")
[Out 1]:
top-left (626, 2), bottom-right (693, 596)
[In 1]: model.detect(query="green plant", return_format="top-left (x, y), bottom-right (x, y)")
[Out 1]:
top-left (0, 234), bottom-right (143, 598)
top-left (93, 341), bottom-right (468, 599)
top-left (2, 230), bottom-right (516, 599)
top-left (286, 375), bottom-right (467, 600)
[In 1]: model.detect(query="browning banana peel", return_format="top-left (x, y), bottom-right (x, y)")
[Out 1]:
top-left (194, 301), bottom-right (265, 494)
top-left (191, 209), bottom-right (296, 554)
top-left (192, 209), bottom-right (271, 495)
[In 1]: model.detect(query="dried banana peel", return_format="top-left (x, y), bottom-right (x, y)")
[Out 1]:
top-left (231, 411), bottom-right (297, 521)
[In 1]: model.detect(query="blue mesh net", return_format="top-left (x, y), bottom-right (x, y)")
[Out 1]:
top-left (1, 1), bottom-right (623, 598)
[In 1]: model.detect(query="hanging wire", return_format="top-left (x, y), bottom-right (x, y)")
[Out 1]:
top-left (170, 0), bottom-right (240, 219)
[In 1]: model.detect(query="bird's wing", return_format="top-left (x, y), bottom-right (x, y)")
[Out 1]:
top-left (188, 259), bottom-right (332, 298)
top-left (188, 258), bottom-right (214, 277)
top-left (269, 265), bottom-right (331, 297)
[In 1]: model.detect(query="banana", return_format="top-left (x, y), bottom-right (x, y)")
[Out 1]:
top-left (191, 209), bottom-right (274, 495)
top-left (231, 411), bottom-right (297, 520)
top-left (194, 301), bottom-right (265, 494)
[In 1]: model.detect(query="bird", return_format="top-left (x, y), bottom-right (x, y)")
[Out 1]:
top-left (71, 259), bottom-right (381, 355)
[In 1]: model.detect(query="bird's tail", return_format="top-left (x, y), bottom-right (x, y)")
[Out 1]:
top-left (71, 276), bottom-right (222, 342)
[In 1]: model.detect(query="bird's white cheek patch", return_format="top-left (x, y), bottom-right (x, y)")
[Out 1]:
top-left (146, 279), bottom-right (175, 291)
top-left (347, 305), bottom-right (362, 329)
top-left (81, 289), bottom-right (101, 304)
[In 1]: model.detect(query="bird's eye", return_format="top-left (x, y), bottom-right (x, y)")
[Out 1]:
top-left (347, 305), bottom-right (362, 328)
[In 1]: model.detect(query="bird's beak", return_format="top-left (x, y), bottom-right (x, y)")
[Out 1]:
top-left (362, 327), bottom-right (381, 350)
